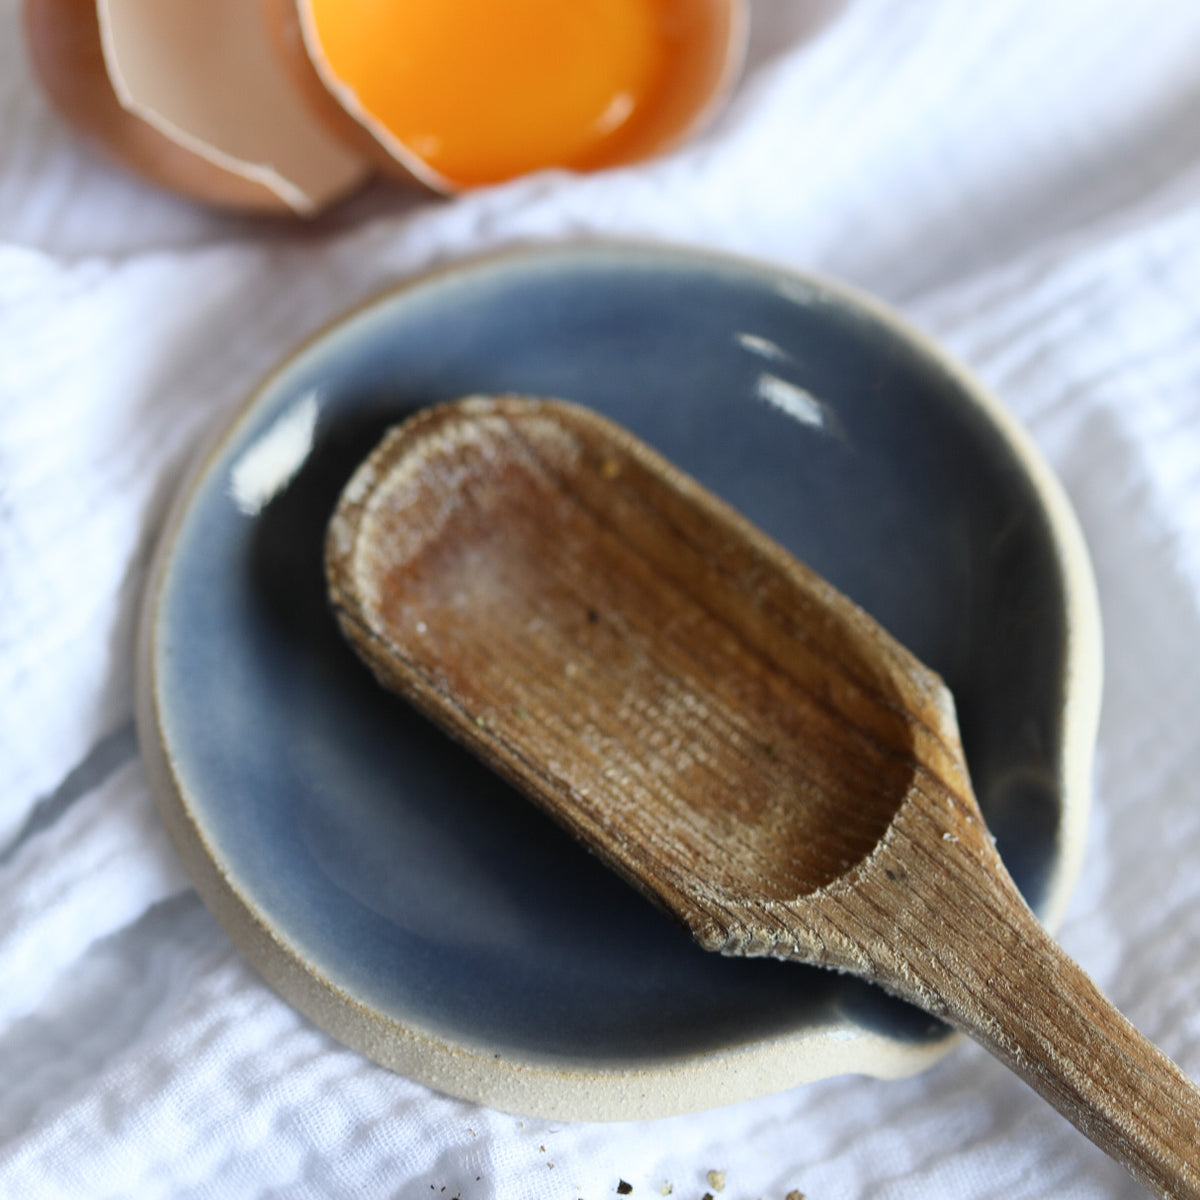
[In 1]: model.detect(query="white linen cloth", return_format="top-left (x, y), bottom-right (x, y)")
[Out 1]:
top-left (3, 0), bottom-right (1200, 1195)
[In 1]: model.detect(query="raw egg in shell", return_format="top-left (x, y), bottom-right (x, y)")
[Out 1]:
top-left (274, 0), bottom-right (747, 191)
top-left (24, 0), bottom-right (745, 213)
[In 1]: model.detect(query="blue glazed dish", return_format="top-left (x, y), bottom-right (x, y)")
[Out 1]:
top-left (136, 243), bottom-right (1101, 1119)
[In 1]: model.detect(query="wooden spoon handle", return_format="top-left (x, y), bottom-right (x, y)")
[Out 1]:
top-left (825, 794), bottom-right (1200, 1198)
top-left (968, 909), bottom-right (1200, 1199)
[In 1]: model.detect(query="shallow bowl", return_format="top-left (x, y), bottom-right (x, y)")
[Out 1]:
top-left (137, 242), bottom-right (1102, 1119)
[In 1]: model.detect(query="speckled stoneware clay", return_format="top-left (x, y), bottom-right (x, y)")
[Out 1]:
top-left (136, 243), bottom-right (1101, 1119)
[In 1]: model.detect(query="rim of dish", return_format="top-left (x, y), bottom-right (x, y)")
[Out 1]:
top-left (135, 240), bottom-right (1102, 1120)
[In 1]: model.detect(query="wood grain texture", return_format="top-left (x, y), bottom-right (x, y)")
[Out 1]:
top-left (327, 396), bottom-right (1200, 1198)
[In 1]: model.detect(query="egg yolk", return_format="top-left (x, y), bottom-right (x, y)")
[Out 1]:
top-left (307, 0), bottom-right (676, 186)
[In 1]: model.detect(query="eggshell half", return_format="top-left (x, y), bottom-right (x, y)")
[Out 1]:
top-left (267, 0), bottom-right (748, 194)
top-left (24, 0), bottom-right (372, 215)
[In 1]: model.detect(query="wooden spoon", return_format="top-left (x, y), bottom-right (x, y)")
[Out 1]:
top-left (326, 395), bottom-right (1200, 1198)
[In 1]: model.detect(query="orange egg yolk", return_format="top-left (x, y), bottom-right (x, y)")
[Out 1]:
top-left (307, 0), bottom-right (678, 187)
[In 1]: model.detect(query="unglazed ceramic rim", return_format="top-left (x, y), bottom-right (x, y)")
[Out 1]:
top-left (135, 241), bottom-right (1102, 1120)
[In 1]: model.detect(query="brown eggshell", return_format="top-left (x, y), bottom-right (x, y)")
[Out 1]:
top-left (23, 0), bottom-right (372, 216)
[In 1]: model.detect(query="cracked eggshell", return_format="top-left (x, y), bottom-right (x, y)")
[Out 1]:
top-left (24, 0), bottom-right (373, 216)
top-left (266, 0), bottom-right (749, 194)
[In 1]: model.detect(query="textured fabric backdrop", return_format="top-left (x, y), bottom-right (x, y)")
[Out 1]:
top-left (3, 1), bottom-right (1200, 1196)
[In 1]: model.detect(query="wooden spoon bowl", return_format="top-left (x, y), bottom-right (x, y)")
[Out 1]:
top-left (328, 396), bottom-right (1200, 1199)
top-left (327, 395), bottom-right (948, 938)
